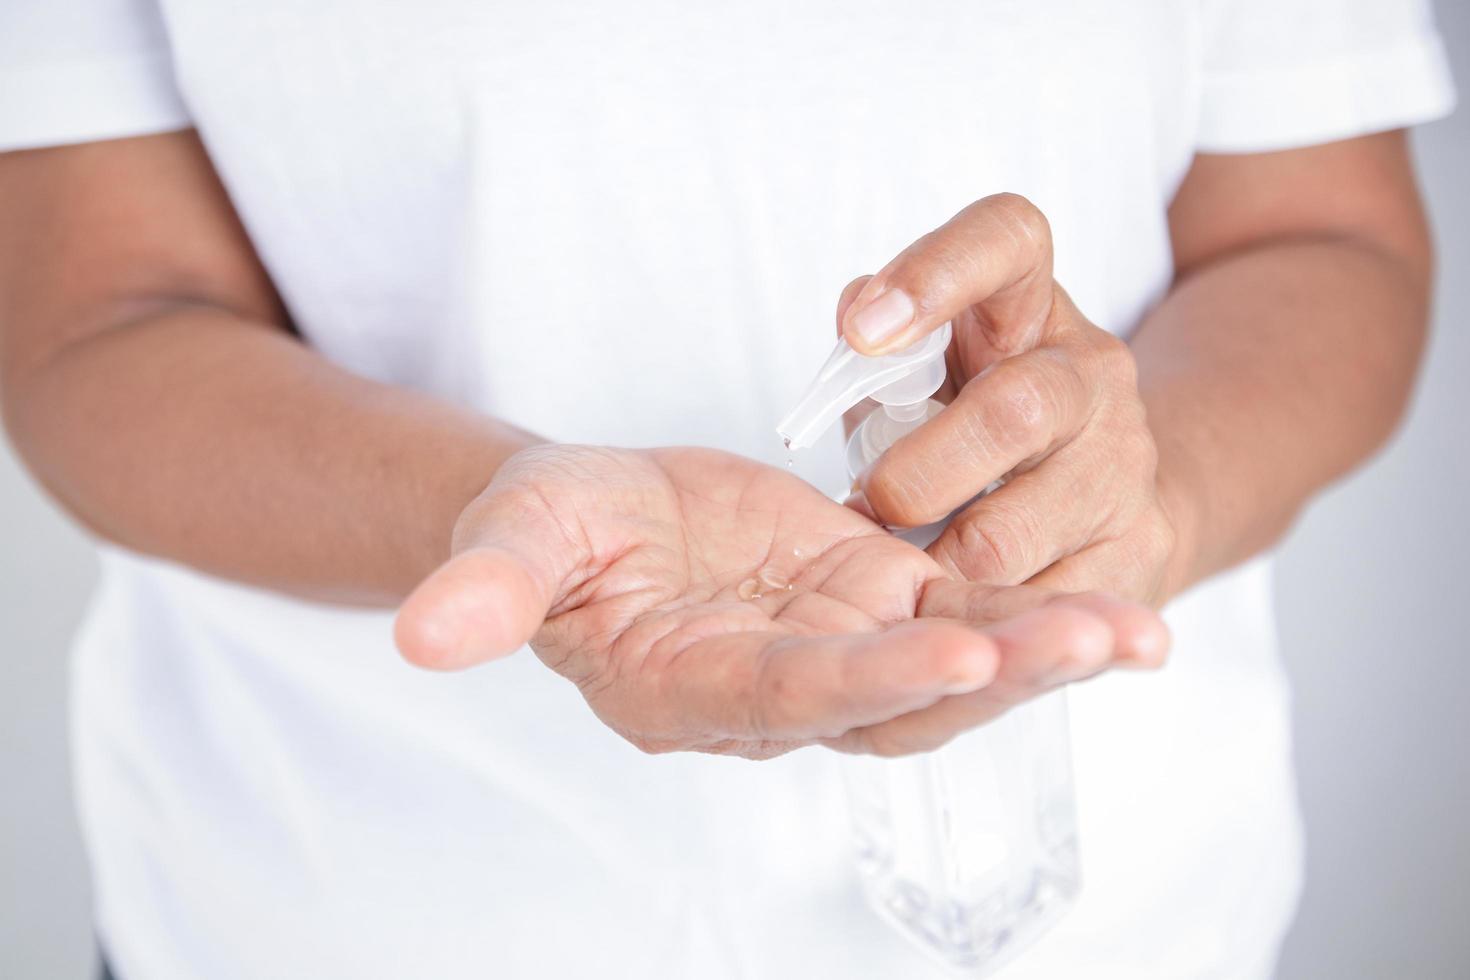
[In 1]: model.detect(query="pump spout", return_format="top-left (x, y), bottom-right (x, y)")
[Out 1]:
top-left (777, 323), bottom-right (952, 451)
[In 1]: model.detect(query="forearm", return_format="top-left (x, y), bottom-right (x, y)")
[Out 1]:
top-left (3, 305), bottom-right (539, 605)
top-left (1136, 236), bottom-right (1430, 597)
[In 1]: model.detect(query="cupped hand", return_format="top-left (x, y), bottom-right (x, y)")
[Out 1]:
top-left (838, 193), bottom-right (1184, 605)
top-left (394, 445), bottom-right (1166, 759)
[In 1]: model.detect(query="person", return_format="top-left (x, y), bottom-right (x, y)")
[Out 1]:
top-left (0, 1), bottom-right (1455, 977)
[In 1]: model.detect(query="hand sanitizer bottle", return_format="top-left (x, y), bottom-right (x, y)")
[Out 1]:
top-left (778, 325), bottom-right (1080, 975)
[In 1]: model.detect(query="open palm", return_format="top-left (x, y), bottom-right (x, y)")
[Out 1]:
top-left (396, 445), bottom-right (1165, 758)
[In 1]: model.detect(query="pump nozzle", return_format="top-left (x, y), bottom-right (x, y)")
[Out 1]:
top-left (777, 323), bottom-right (952, 451)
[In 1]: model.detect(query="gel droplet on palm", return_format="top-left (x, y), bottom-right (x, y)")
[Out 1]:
top-left (756, 568), bottom-right (789, 592)
top-left (738, 567), bottom-right (795, 600)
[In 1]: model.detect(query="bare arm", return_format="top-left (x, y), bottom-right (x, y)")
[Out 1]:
top-left (0, 131), bottom-right (539, 605)
top-left (1145, 131), bottom-right (1433, 594)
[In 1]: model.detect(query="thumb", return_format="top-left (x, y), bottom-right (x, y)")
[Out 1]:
top-left (394, 496), bottom-right (569, 671)
top-left (840, 193), bottom-right (1058, 357)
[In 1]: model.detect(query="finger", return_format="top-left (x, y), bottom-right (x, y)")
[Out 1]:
top-left (914, 579), bottom-right (1059, 623)
top-left (1029, 537), bottom-right (1174, 614)
top-left (660, 620), bottom-right (1002, 743)
top-left (859, 345), bottom-right (1095, 527)
top-left (1055, 590), bottom-right (1171, 668)
top-left (394, 489), bottom-right (576, 671)
top-left (839, 193), bottom-right (1057, 356)
top-left (835, 274), bottom-right (874, 332)
top-left (918, 580), bottom-right (1168, 666)
top-left (924, 443), bottom-right (1111, 584)
top-left (825, 603), bottom-right (1110, 755)
top-left (830, 595), bottom-right (1166, 756)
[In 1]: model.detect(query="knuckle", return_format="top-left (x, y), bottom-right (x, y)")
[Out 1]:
top-left (1092, 331), bottom-right (1140, 389)
top-left (987, 192), bottom-right (1053, 251)
top-left (951, 508), bottom-right (1034, 582)
top-left (1103, 511), bottom-right (1175, 598)
top-left (894, 241), bottom-right (965, 315)
top-left (998, 373), bottom-right (1049, 433)
top-left (1111, 423), bottom-right (1159, 480)
top-left (1141, 510), bottom-right (1177, 562)
top-left (978, 367), bottom-right (1053, 454)
top-left (865, 456), bottom-right (945, 527)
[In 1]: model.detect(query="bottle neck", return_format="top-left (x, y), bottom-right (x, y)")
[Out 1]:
top-left (847, 398), bottom-right (944, 480)
top-left (882, 400), bottom-right (929, 423)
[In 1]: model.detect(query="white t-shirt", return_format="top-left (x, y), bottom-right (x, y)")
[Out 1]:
top-left (1, 2), bottom-right (1454, 978)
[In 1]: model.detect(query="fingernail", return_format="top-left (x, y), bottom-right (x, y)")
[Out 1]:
top-left (849, 289), bottom-right (915, 350)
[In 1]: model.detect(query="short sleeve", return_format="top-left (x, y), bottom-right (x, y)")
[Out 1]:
top-left (0, 0), bottom-right (191, 152)
top-left (1197, 0), bottom-right (1456, 152)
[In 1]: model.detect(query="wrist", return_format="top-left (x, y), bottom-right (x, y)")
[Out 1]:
top-left (1153, 445), bottom-right (1208, 604)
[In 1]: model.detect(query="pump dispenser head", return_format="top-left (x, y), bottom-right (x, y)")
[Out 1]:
top-left (778, 323), bottom-right (952, 451)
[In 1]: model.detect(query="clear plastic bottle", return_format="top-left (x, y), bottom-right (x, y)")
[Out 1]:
top-left (778, 325), bottom-right (1080, 974)
top-left (841, 692), bottom-right (1078, 974)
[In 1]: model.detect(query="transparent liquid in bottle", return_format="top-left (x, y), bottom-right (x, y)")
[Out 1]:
top-left (775, 331), bottom-right (1083, 974)
top-left (841, 689), bottom-right (1080, 974)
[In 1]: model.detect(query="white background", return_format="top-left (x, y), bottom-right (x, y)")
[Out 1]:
top-left (2, 5), bottom-right (1466, 975)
